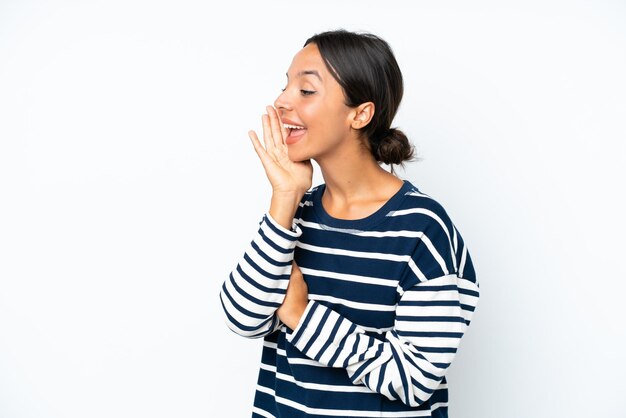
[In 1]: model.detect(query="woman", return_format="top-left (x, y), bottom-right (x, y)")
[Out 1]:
top-left (219, 29), bottom-right (480, 418)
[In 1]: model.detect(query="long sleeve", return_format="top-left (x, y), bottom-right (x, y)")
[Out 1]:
top-left (219, 213), bottom-right (302, 338)
top-left (285, 273), bottom-right (480, 407)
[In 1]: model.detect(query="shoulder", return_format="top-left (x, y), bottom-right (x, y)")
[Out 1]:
top-left (391, 180), bottom-right (456, 234)
top-left (396, 180), bottom-right (477, 285)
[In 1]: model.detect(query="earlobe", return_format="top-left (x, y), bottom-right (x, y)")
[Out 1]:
top-left (351, 102), bottom-right (375, 129)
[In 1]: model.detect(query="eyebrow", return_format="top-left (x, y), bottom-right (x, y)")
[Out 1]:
top-left (286, 70), bottom-right (323, 81)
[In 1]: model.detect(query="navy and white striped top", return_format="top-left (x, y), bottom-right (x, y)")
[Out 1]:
top-left (220, 180), bottom-right (480, 418)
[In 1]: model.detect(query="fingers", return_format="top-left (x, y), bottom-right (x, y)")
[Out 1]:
top-left (266, 105), bottom-right (286, 148)
top-left (248, 129), bottom-right (265, 159)
top-left (250, 105), bottom-right (290, 172)
top-left (261, 113), bottom-right (275, 154)
top-left (280, 116), bottom-right (288, 141)
top-left (248, 129), bottom-right (275, 170)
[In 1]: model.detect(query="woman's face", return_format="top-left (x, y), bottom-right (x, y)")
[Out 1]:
top-left (274, 43), bottom-right (356, 163)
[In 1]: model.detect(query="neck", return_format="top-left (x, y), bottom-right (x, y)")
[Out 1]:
top-left (314, 142), bottom-right (404, 210)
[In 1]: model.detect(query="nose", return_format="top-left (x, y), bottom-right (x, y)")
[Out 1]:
top-left (274, 89), bottom-right (292, 113)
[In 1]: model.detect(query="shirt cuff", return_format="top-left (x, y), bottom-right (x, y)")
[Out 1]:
top-left (264, 212), bottom-right (302, 238)
top-left (286, 300), bottom-right (348, 362)
top-left (287, 299), bottom-right (317, 342)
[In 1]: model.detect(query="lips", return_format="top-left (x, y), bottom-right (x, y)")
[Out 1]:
top-left (285, 127), bottom-right (306, 145)
top-left (282, 118), bottom-right (307, 145)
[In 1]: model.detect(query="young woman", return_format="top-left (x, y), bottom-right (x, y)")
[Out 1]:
top-left (219, 29), bottom-right (480, 418)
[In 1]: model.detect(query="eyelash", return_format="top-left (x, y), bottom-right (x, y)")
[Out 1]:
top-left (281, 88), bottom-right (316, 96)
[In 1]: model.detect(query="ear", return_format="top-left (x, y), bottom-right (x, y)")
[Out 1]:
top-left (350, 102), bottom-right (375, 130)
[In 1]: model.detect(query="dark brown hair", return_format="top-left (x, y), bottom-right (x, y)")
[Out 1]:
top-left (304, 29), bottom-right (417, 167)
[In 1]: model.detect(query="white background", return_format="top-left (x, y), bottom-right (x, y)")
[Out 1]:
top-left (1, 1), bottom-right (625, 417)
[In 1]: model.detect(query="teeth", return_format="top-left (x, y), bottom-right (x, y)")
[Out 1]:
top-left (283, 123), bottom-right (305, 129)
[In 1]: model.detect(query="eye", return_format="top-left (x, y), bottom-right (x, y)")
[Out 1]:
top-left (301, 90), bottom-right (316, 96)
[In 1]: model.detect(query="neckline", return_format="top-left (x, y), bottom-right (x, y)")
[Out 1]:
top-left (312, 180), bottom-right (412, 229)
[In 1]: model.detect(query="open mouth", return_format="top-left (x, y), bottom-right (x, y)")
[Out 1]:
top-left (283, 123), bottom-right (306, 135)
top-left (283, 123), bottom-right (307, 144)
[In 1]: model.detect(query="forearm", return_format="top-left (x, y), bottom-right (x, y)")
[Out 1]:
top-left (269, 191), bottom-right (304, 231)
top-left (219, 213), bottom-right (301, 338)
top-left (285, 275), bottom-right (479, 406)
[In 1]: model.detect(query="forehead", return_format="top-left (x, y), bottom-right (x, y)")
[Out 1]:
top-left (286, 43), bottom-right (328, 79)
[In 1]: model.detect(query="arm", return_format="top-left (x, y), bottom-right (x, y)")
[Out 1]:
top-left (219, 105), bottom-right (312, 338)
top-left (219, 212), bottom-right (301, 338)
top-left (281, 210), bottom-right (480, 405)
top-left (286, 274), bottom-right (480, 407)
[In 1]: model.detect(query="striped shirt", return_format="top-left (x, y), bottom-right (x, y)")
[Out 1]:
top-left (219, 180), bottom-right (480, 418)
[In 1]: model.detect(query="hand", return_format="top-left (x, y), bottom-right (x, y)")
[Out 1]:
top-left (248, 105), bottom-right (313, 196)
top-left (277, 261), bottom-right (309, 330)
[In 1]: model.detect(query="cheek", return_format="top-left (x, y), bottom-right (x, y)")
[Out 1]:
top-left (321, 109), bottom-right (352, 135)
top-left (299, 102), bottom-right (320, 124)
top-left (307, 103), bottom-right (348, 131)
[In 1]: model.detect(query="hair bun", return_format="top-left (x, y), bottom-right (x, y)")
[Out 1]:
top-left (376, 128), bottom-right (415, 165)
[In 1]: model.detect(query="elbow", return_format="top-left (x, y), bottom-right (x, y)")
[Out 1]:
top-left (224, 320), bottom-right (271, 339)
top-left (387, 373), bottom-right (446, 408)
top-left (219, 294), bottom-right (276, 339)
